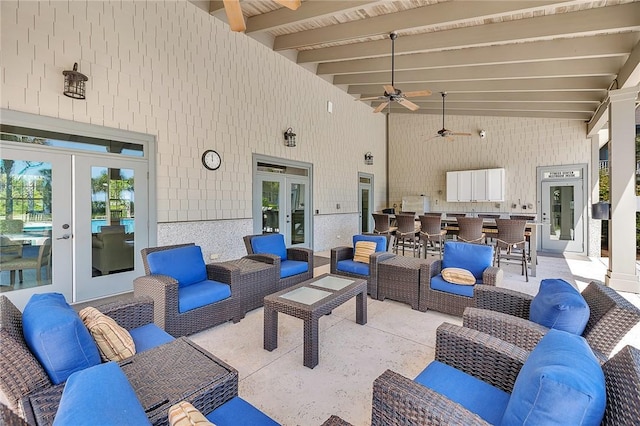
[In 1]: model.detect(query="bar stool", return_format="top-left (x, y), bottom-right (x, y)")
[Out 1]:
top-left (494, 218), bottom-right (528, 282)
top-left (456, 217), bottom-right (486, 244)
top-left (418, 215), bottom-right (446, 259)
top-left (394, 214), bottom-right (419, 257)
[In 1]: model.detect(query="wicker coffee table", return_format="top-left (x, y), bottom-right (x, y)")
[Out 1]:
top-left (263, 273), bottom-right (367, 368)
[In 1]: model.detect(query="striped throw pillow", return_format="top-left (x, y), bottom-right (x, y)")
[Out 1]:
top-left (353, 241), bottom-right (377, 264)
top-left (441, 267), bottom-right (476, 285)
top-left (79, 307), bottom-right (135, 362)
top-left (169, 401), bottom-right (215, 426)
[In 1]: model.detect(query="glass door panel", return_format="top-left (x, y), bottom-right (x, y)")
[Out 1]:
top-left (261, 180), bottom-right (281, 233)
top-left (0, 147), bottom-right (72, 308)
top-left (358, 173), bottom-right (373, 234)
top-left (289, 180), bottom-right (308, 246)
top-left (541, 180), bottom-right (584, 252)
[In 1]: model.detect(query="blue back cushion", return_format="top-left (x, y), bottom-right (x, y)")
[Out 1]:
top-left (529, 278), bottom-right (590, 334)
top-left (22, 293), bottom-right (101, 385)
top-left (53, 362), bottom-right (151, 426)
top-left (501, 329), bottom-right (606, 426)
top-left (206, 396), bottom-right (279, 426)
top-left (251, 234), bottom-right (288, 260)
top-left (146, 245), bottom-right (207, 287)
top-left (353, 234), bottom-right (387, 252)
top-left (442, 242), bottom-right (493, 280)
top-left (415, 361), bottom-right (510, 425)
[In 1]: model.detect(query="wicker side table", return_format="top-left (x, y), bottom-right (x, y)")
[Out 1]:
top-left (377, 256), bottom-right (432, 311)
top-left (211, 257), bottom-right (278, 316)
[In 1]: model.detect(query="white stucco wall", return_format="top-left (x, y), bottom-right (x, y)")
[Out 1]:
top-left (0, 0), bottom-right (386, 254)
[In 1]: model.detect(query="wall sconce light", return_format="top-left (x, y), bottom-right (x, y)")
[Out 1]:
top-left (364, 152), bottom-right (374, 165)
top-left (62, 63), bottom-right (88, 100)
top-left (284, 127), bottom-right (296, 147)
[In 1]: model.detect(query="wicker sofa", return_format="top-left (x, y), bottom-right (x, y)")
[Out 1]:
top-left (466, 279), bottom-right (640, 361)
top-left (372, 322), bottom-right (640, 425)
top-left (0, 294), bottom-right (242, 425)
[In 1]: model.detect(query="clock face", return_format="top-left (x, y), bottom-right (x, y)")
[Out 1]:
top-left (202, 150), bottom-right (221, 170)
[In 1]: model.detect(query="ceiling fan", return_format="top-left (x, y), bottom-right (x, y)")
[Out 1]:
top-left (430, 92), bottom-right (472, 140)
top-left (357, 32), bottom-right (432, 113)
top-left (223, 0), bottom-right (301, 32)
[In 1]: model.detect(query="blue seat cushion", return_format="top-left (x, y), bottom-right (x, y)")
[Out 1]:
top-left (280, 259), bottom-right (308, 278)
top-left (251, 234), bottom-right (288, 260)
top-left (352, 234), bottom-right (387, 252)
top-left (529, 278), bottom-right (590, 334)
top-left (22, 293), bottom-right (101, 385)
top-left (178, 280), bottom-right (231, 313)
top-left (501, 329), bottom-right (605, 426)
top-left (146, 245), bottom-right (207, 288)
top-left (430, 274), bottom-right (475, 297)
top-left (336, 259), bottom-right (369, 276)
top-left (53, 362), bottom-right (150, 426)
top-left (415, 361), bottom-right (510, 425)
top-left (206, 396), bottom-right (279, 426)
top-left (442, 242), bottom-right (493, 281)
top-left (129, 324), bottom-right (175, 353)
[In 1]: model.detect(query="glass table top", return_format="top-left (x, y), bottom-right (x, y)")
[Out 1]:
top-left (311, 275), bottom-right (354, 291)
top-left (280, 286), bottom-right (332, 305)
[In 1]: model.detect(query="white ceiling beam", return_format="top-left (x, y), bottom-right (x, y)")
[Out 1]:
top-left (347, 77), bottom-right (614, 94)
top-left (616, 40), bottom-right (640, 89)
top-left (316, 33), bottom-right (638, 75)
top-left (297, 2), bottom-right (640, 63)
top-left (334, 58), bottom-right (621, 85)
top-left (246, 1), bottom-right (381, 33)
top-left (274, 0), bottom-right (563, 50)
top-left (370, 101), bottom-right (596, 112)
top-left (356, 91), bottom-right (606, 103)
top-left (379, 107), bottom-right (592, 120)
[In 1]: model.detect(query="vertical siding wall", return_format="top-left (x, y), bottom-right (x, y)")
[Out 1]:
top-left (0, 0), bottom-right (386, 256)
top-left (389, 113), bottom-right (591, 216)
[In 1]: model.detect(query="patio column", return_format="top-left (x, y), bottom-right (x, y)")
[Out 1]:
top-left (589, 131), bottom-right (606, 257)
top-left (605, 86), bottom-right (639, 294)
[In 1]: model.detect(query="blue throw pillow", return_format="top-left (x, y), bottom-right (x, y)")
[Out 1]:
top-left (251, 234), bottom-right (288, 260)
top-left (501, 329), bottom-right (605, 426)
top-left (442, 242), bottom-right (493, 281)
top-left (146, 245), bottom-right (207, 287)
top-left (529, 278), bottom-right (590, 334)
top-left (53, 362), bottom-right (151, 425)
top-left (22, 293), bottom-right (101, 385)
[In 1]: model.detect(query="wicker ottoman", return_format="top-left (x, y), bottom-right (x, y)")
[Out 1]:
top-left (377, 256), bottom-right (431, 311)
top-left (212, 257), bottom-right (278, 316)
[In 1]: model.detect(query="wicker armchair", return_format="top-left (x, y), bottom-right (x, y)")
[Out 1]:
top-left (467, 280), bottom-right (640, 361)
top-left (371, 323), bottom-right (640, 426)
top-left (330, 234), bottom-right (393, 299)
top-left (134, 243), bottom-right (244, 337)
top-left (422, 242), bottom-right (502, 316)
top-left (243, 234), bottom-right (313, 291)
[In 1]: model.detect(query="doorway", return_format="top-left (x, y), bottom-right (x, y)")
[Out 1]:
top-left (358, 173), bottom-right (374, 233)
top-left (253, 157), bottom-right (312, 248)
top-left (0, 111), bottom-right (154, 308)
top-left (537, 165), bottom-right (587, 254)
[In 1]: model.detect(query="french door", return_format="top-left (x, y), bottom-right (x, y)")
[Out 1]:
top-left (359, 173), bottom-right (374, 233)
top-left (1, 129), bottom-right (151, 309)
top-left (540, 178), bottom-right (585, 253)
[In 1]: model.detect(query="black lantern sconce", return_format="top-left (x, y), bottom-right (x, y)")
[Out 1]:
top-left (592, 201), bottom-right (610, 220)
top-left (364, 152), bottom-right (374, 165)
top-left (62, 63), bottom-right (88, 100)
top-left (284, 127), bottom-right (296, 147)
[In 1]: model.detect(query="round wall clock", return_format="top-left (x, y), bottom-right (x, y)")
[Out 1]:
top-left (202, 150), bottom-right (221, 170)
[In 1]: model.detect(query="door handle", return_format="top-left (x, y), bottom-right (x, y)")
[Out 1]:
top-left (56, 234), bottom-right (71, 240)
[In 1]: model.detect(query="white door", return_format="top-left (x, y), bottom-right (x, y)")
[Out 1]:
top-left (0, 146), bottom-right (73, 308)
top-left (74, 155), bottom-right (149, 301)
top-left (540, 180), bottom-right (584, 252)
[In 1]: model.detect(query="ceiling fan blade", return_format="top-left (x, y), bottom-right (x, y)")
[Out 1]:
top-left (223, 0), bottom-right (246, 32)
top-left (445, 136), bottom-right (455, 142)
top-left (403, 89), bottom-right (432, 98)
top-left (383, 85), bottom-right (396, 95)
top-left (397, 99), bottom-right (420, 111)
top-left (451, 132), bottom-right (472, 136)
top-left (373, 102), bottom-right (389, 113)
top-left (357, 95), bottom-right (386, 101)
top-left (273, 0), bottom-right (301, 10)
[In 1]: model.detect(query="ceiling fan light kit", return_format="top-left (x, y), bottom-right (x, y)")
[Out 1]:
top-left (357, 32), bottom-right (431, 113)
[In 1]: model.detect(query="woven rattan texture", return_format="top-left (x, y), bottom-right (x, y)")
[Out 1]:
top-left (423, 259), bottom-right (502, 317)
top-left (321, 415), bottom-right (354, 426)
top-left (0, 403), bottom-right (27, 426)
top-left (473, 285), bottom-right (532, 318)
top-left (378, 256), bottom-right (431, 311)
top-left (264, 274), bottom-right (367, 368)
top-left (135, 244), bottom-right (243, 337)
top-left (243, 234), bottom-right (314, 290)
top-left (601, 345), bottom-right (640, 425)
top-left (330, 246), bottom-right (394, 299)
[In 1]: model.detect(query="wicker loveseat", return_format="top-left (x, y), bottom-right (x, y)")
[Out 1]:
top-left (372, 322), bottom-right (640, 425)
top-left (466, 279), bottom-right (640, 361)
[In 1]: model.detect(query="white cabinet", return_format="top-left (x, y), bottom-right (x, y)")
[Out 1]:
top-left (446, 168), bottom-right (505, 202)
